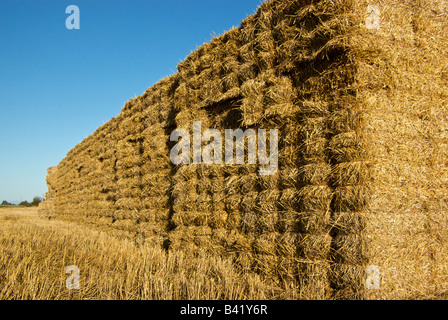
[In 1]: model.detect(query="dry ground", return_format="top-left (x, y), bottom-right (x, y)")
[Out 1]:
top-left (0, 206), bottom-right (298, 300)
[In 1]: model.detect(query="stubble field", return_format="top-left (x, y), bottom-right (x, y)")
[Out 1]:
top-left (0, 206), bottom-right (299, 300)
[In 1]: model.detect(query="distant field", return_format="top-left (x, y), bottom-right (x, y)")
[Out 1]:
top-left (0, 205), bottom-right (26, 208)
top-left (0, 206), bottom-right (297, 300)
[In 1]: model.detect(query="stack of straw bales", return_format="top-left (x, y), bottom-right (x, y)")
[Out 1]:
top-left (41, 0), bottom-right (448, 299)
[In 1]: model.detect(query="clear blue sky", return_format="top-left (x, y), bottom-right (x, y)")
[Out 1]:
top-left (0, 0), bottom-right (263, 203)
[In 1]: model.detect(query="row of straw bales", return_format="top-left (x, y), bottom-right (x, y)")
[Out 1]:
top-left (40, 0), bottom-right (448, 299)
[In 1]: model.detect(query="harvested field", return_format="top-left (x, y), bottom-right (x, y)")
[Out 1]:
top-left (37, 0), bottom-right (448, 299)
top-left (0, 207), bottom-right (299, 299)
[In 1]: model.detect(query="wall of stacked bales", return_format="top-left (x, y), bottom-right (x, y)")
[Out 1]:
top-left (42, 77), bottom-right (178, 246)
top-left (40, 0), bottom-right (448, 299)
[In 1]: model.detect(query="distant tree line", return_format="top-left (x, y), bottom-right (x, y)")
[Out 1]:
top-left (1, 196), bottom-right (43, 207)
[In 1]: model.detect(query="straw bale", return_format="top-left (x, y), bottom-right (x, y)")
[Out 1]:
top-left (278, 167), bottom-right (298, 189)
top-left (296, 261), bottom-right (331, 300)
top-left (332, 185), bottom-right (370, 212)
top-left (297, 232), bottom-right (331, 258)
top-left (330, 263), bottom-right (366, 299)
top-left (332, 233), bottom-right (370, 265)
top-left (249, 222), bottom-right (275, 249)
top-left (331, 211), bottom-right (367, 235)
top-left (256, 189), bottom-right (280, 212)
top-left (297, 163), bottom-right (331, 186)
top-left (254, 254), bottom-right (278, 277)
top-left (297, 185), bottom-right (332, 213)
top-left (256, 212), bottom-right (280, 233)
top-left (330, 161), bottom-right (372, 187)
